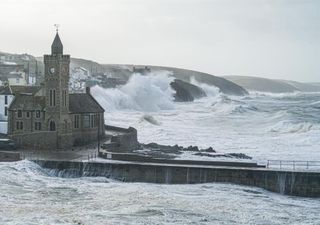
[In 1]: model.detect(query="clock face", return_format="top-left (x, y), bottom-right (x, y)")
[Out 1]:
top-left (49, 67), bottom-right (55, 75)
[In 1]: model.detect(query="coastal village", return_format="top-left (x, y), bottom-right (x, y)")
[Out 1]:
top-left (0, 32), bottom-right (319, 198)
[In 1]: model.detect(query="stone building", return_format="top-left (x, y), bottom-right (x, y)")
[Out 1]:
top-left (8, 32), bottom-right (105, 150)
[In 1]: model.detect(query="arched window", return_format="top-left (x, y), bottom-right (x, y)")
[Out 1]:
top-left (49, 120), bottom-right (56, 131)
top-left (49, 89), bottom-right (56, 107)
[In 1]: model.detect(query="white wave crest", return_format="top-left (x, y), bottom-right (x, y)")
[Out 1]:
top-left (190, 77), bottom-right (220, 97)
top-left (91, 71), bottom-right (175, 112)
top-left (210, 95), bottom-right (258, 114)
top-left (269, 121), bottom-right (313, 133)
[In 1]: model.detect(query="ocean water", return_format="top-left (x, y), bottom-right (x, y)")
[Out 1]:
top-left (1, 73), bottom-right (320, 224)
top-left (0, 160), bottom-right (319, 225)
top-left (92, 73), bottom-right (320, 162)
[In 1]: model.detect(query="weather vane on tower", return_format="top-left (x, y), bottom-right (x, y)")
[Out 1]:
top-left (54, 24), bottom-right (60, 33)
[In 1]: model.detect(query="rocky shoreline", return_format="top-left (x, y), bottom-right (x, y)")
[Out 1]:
top-left (138, 142), bottom-right (252, 160)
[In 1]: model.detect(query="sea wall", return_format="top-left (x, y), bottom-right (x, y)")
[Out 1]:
top-left (35, 160), bottom-right (320, 197)
top-left (0, 151), bottom-right (20, 162)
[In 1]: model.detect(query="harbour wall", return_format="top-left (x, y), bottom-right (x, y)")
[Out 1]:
top-left (34, 160), bottom-right (320, 197)
top-left (0, 151), bottom-right (20, 162)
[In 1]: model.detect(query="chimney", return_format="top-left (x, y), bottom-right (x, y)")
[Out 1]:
top-left (86, 86), bottom-right (91, 94)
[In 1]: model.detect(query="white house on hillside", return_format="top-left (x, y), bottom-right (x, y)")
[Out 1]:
top-left (0, 85), bottom-right (14, 134)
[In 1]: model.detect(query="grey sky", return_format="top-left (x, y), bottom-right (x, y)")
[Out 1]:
top-left (1, 0), bottom-right (319, 82)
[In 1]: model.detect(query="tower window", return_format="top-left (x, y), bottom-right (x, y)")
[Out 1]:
top-left (49, 89), bottom-right (56, 107)
top-left (64, 90), bottom-right (67, 107)
top-left (4, 107), bottom-right (8, 116)
top-left (5, 96), bottom-right (8, 105)
top-left (26, 111), bottom-right (30, 118)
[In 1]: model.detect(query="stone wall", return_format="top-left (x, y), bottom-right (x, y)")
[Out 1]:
top-left (104, 125), bottom-right (138, 152)
top-left (0, 151), bottom-right (20, 162)
top-left (10, 131), bottom-right (57, 150)
top-left (35, 160), bottom-right (320, 197)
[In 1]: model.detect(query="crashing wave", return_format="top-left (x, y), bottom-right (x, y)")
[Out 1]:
top-left (91, 71), bottom-right (175, 112)
top-left (190, 76), bottom-right (220, 97)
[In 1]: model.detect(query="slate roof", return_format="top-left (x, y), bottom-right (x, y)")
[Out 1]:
top-left (9, 94), bottom-right (45, 111)
top-left (0, 85), bottom-right (12, 95)
top-left (10, 85), bottom-right (41, 95)
top-left (69, 93), bottom-right (104, 113)
top-left (51, 32), bottom-right (63, 55)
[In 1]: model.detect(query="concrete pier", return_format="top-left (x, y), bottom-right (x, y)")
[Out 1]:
top-left (34, 159), bottom-right (320, 197)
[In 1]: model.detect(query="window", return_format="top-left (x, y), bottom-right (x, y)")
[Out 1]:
top-left (64, 90), bottom-right (67, 107)
top-left (53, 90), bottom-right (56, 106)
top-left (16, 121), bottom-right (23, 130)
top-left (49, 121), bottom-right (56, 131)
top-left (35, 122), bottom-right (41, 131)
top-left (26, 111), bottom-right (30, 118)
top-left (74, 115), bottom-right (80, 129)
top-left (90, 114), bottom-right (95, 128)
top-left (4, 96), bottom-right (8, 105)
top-left (83, 115), bottom-right (90, 128)
top-left (17, 110), bottom-right (22, 118)
top-left (4, 107), bottom-right (7, 116)
top-left (62, 90), bottom-right (64, 107)
top-left (49, 89), bottom-right (56, 106)
top-left (36, 110), bottom-right (41, 118)
top-left (95, 114), bottom-right (100, 127)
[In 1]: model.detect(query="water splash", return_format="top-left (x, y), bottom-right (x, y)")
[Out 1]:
top-left (91, 71), bottom-right (175, 112)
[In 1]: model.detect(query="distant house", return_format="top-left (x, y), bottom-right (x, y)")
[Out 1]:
top-left (8, 32), bottom-right (105, 150)
top-left (72, 67), bottom-right (90, 80)
top-left (0, 63), bottom-right (27, 86)
top-left (7, 71), bottom-right (27, 86)
top-left (0, 85), bottom-right (14, 134)
top-left (132, 66), bottom-right (151, 75)
top-left (0, 85), bottom-right (41, 134)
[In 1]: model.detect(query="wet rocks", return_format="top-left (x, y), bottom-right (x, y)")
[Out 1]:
top-left (139, 142), bottom-right (251, 160)
top-left (194, 152), bottom-right (252, 159)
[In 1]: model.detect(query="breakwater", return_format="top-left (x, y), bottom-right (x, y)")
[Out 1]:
top-left (34, 160), bottom-right (320, 197)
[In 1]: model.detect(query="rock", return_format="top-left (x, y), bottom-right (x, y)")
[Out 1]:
top-left (201, 147), bottom-right (216, 153)
top-left (170, 79), bottom-right (206, 102)
top-left (227, 153), bottom-right (252, 159)
top-left (185, 146), bottom-right (199, 152)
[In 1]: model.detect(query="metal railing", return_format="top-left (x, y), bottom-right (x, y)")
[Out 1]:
top-left (266, 160), bottom-right (320, 170)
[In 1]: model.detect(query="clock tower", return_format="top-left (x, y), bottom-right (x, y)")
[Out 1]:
top-left (43, 30), bottom-right (72, 147)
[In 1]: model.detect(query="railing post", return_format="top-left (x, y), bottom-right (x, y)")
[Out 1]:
top-left (280, 161), bottom-right (282, 169)
top-left (307, 161), bottom-right (309, 170)
top-left (267, 160), bottom-right (269, 168)
top-left (293, 161), bottom-right (295, 170)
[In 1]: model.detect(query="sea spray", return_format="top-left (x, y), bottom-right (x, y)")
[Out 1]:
top-left (190, 76), bottom-right (220, 97)
top-left (91, 71), bottom-right (175, 112)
